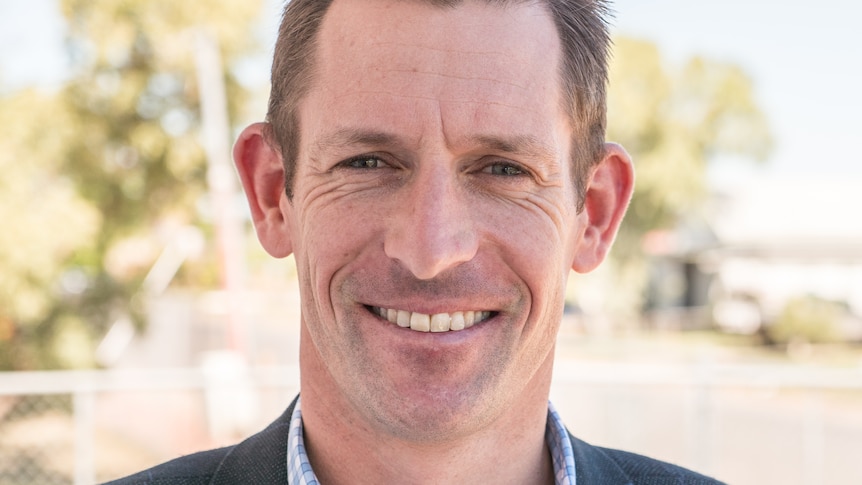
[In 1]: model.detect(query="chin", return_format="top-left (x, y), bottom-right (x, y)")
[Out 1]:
top-left (351, 366), bottom-right (516, 444)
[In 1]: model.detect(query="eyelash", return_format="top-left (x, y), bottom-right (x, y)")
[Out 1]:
top-left (483, 162), bottom-right (526, 177)
top-left (341, 154), bottom-right (388, 169)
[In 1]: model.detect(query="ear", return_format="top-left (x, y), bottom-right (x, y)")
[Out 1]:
top-left (571, 143), bottom-right (634, 273)
top-left (233, 122), bottom-right (294, 258)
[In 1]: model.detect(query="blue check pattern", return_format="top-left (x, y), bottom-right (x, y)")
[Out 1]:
top-left (287, 397), bottom-right (577, 484)
top-left (287, 399), bottom-right (317, 485)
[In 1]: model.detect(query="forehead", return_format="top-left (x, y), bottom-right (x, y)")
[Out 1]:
top-left (301, 0), bottom-right (567, 152)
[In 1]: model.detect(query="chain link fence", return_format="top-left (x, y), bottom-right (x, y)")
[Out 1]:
top-left (0, 394), bottom-right (73, 485)
top-left (0, 366), bottom-right (300, 484)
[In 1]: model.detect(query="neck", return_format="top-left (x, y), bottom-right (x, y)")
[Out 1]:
top-left (298, 330), bottom-right (556, 484)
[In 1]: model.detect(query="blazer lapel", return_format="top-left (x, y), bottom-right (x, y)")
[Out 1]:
top-left (569, 432), bottom-right (634, 485)
top-left (210, 397), bottom-right (298, 485)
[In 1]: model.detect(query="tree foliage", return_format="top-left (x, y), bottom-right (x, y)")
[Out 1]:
top-left (0, 90), bottom-right (101, 369)
top-left (608, 37), bottom-right (772, 258)
top-left (766, 295), bottom-right (843, 346)
top-left (568, 37), bottom-right (771, 320)
top-left (0, 0), bottom-right (262, 370)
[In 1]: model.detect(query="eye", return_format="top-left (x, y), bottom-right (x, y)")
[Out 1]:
top-left (343, 155), bottom-right (387, 169)
top-left (483, 163), bottom-right (525, 176)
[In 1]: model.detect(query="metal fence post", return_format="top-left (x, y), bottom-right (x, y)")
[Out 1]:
top-left (802, 394), bottom-right (825, 485)
top-left (73, 388), bottom-right (96, 485)
top-left (692, 364), bottom-right (714, 475)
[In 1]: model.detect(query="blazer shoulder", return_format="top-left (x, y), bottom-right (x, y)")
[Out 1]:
top-left (596, 445), bottom-right (726, 485)
top-left (102, 397), bottom-right (298, 485)
top-left (568, 431), bottom-right (724, 485)
top-left (101, 446), bottom-right (233, 485)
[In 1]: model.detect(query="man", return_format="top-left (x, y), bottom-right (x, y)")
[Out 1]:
top-left (109, 0), bottom-right (723, 483)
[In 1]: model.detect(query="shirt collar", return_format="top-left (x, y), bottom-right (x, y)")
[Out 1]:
top-left (287, 397), bottom-right (577, 485)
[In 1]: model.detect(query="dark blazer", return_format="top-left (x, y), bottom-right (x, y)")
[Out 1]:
top-left (104, 397), bottom-right (725, 485)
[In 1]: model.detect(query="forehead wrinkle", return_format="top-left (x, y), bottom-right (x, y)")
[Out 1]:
top-left (383, 67), bottom-right (529, 91)
top-left (373, 41), bottom-right (511, 57)
top-left (330, 90), bottom-right (545, 117)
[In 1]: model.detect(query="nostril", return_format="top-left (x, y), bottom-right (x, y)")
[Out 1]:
top-left (383, 224), bottom-right (479, 280)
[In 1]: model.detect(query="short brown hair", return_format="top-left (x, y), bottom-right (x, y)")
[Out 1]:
top-left (265, 0), bottom-right (612, 210)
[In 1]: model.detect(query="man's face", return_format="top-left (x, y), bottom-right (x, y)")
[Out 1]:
top-left (280, 0), bottom-right (591, 440)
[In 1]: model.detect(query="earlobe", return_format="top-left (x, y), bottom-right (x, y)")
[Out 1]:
top-left (571, 143), bottom-right (634, 273)
top-left (233, 122), bottom-right (294, 258)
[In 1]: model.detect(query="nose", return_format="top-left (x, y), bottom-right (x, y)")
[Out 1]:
top-left (384, 166), bottom-right (478, 280)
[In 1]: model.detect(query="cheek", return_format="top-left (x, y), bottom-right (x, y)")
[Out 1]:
top-left (483, 200), bottom-right (576, 282)
top-left (480, 199), bottom-right (575, 347)
top-left (293, 208), bottom-right (374, 365)
top-left (296, 202), bottom-right (382, 304)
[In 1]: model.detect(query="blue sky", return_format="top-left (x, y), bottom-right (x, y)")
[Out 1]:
top-left (613, 0), bottom-right (862, 181)
top-left (2, 0), bottom-right (860, 181)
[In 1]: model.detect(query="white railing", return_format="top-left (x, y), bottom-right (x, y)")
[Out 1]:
top-left (1, 362), bottom-right (861, 485)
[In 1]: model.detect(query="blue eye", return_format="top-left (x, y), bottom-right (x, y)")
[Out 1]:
top-left (484, 164), bottom-right (524, 176)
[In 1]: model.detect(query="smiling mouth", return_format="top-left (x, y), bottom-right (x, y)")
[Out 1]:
top-left (369, 306), bottom-right (493, 333)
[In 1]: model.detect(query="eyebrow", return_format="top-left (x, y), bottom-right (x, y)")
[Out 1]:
top-left (313, 128), bottom-right (403, 154)
top-left (312, 128), bottom-right (559, 166)
top-left (469, 134), bottom-right (559, 166)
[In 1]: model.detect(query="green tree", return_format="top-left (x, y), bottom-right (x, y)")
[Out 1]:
top-left (569, 37), bottom-right (771, 320)
top-left (0, 0), bottom-right (262, 370)
top-left (767, 296), bottom-right (842, 346)
top-left (0, 90), bottom-right (100, 369)
top-left (609, 36), bottom-right (771, 258)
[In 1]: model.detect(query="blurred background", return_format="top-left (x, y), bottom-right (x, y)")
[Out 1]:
top-left (0, 0), bottom-right (860, 483)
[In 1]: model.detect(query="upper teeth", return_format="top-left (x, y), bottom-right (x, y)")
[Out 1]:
top-left (373, 307), bottom-right (491, 332)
